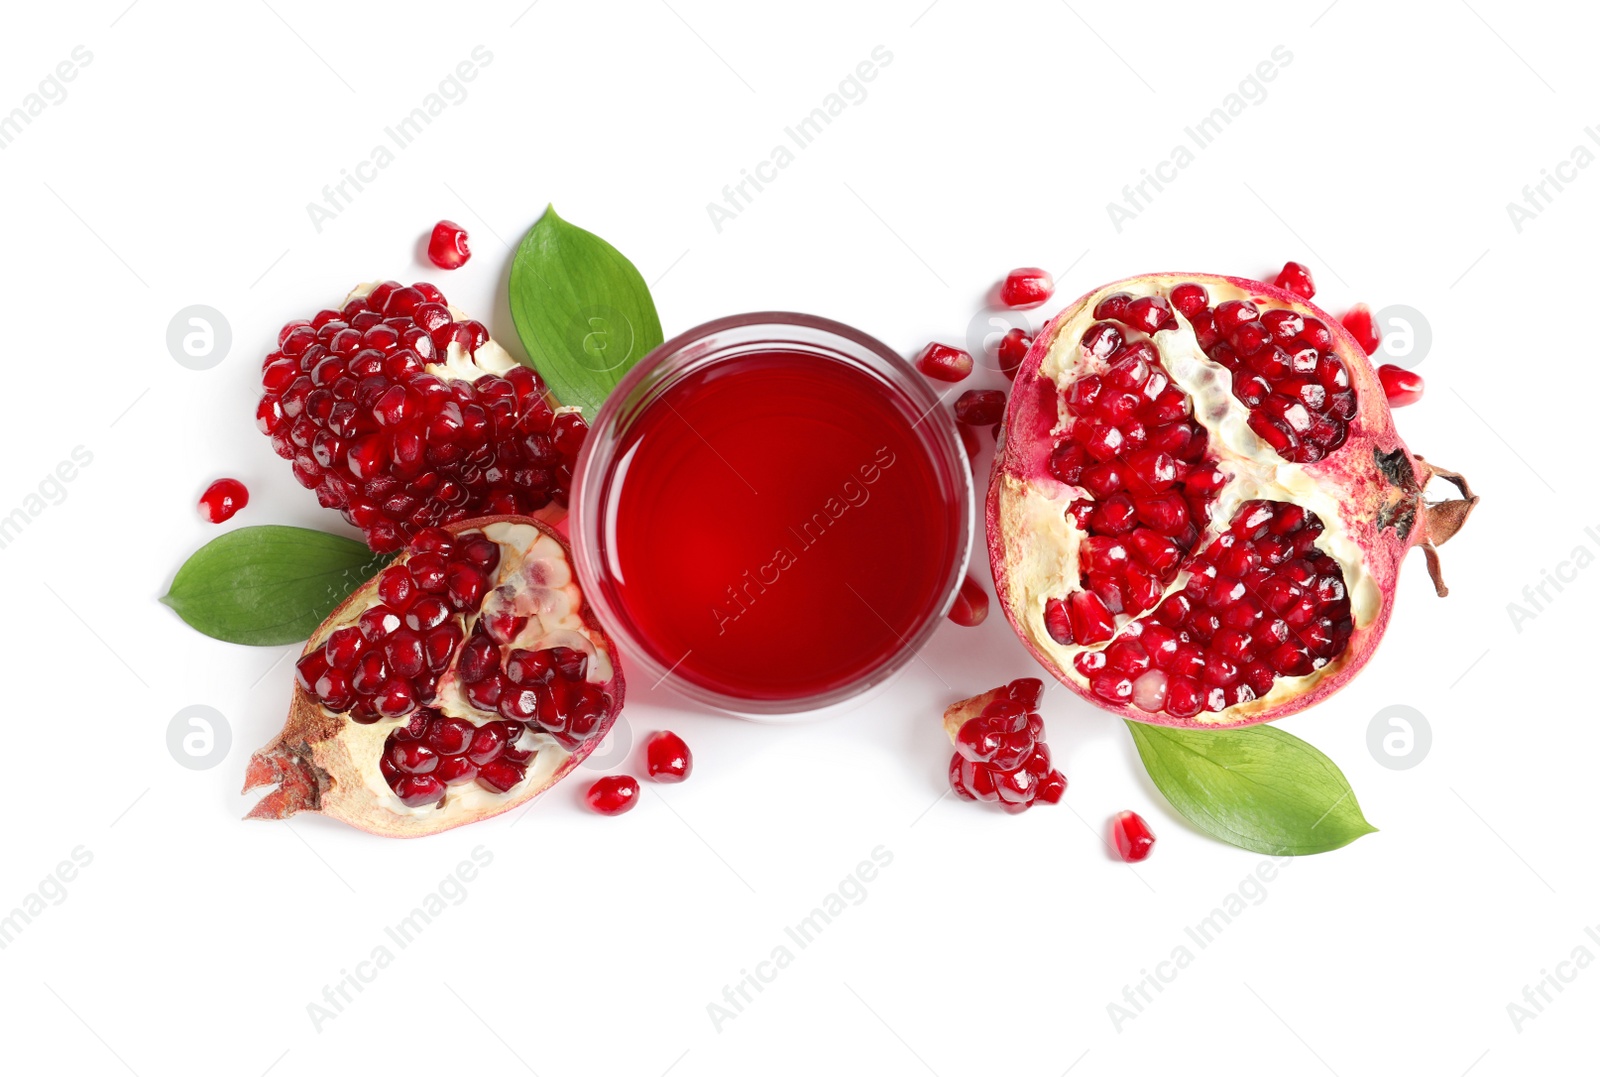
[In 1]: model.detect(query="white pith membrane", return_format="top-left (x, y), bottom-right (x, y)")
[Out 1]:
top-left (345, 281), bottom-right (520, 383)
top-left (997, 277), bottom-right (1381, 725)
top-left (303, 521), bottom-right (614, 818)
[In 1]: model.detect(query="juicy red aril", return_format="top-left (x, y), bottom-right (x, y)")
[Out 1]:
top-left (1138, 282), bottom-right (1356, 464)
top-left (1048, 319), bottom-right (1218, 624)
top-left (198, 478), bottom-right (249, 523)
top-left (915, 342), bottom-right (974, 383)
top-left (427, 221), bottom-right (471, 269)
top-left (585, 775), bottom-right (639, 815)
top-left (998, 328), bottom-right (1031, 380)
top-left (955, 390), bottom-right (1006, 426)
top-left (1170, 282), bottom-right (1208, 317)
top-left (1085, 500), bottom-right (1352, 720)
top-left (1378, 364), bottom-right (1424, 407)
top-left (999, 267), bottom-right (1053, 308)
top-left (304, 530), bottom-right (502, 720)
top-left (381, 710), bottom-right (530, 805)
top-left (1110, 810), bottom-right (1155, 861)
top-left (948, 576), bottom-right (989, 627)
top-left (259, 281), bottom-right (585, 553)
top-left (1273, 261), bottom-right (1316, 300)
top-left (1341, 304), bottom-right (1381, 354)
top-left (644, 730), bottom-right (693, 783)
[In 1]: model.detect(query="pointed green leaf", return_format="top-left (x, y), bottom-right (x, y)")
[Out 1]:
top-left (161, 526), bottom-right (388, 646)
top-left (508, 205), bottom-right (664, 420)
top-left (1126, 721), bottom-right (1377, 855)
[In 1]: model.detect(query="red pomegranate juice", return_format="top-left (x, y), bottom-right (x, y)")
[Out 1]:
top-left (597, 350), bottom-right (960, 702)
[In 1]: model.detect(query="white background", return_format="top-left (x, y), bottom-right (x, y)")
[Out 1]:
top-left (0, 1), bottom-right (1592, 1074)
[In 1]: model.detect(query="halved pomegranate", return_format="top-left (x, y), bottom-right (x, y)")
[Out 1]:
top-left (989, 273), bottom-right (1476, 727)
top-left (258, 282), bottom-right (587, 553)
top-left (244, 515), bottom-right (623, 837)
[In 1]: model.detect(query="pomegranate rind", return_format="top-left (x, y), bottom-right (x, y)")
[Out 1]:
top-left (988, 272), bottom-right (1469, 729)
top-left (243, 514), bottom-right (624, 837)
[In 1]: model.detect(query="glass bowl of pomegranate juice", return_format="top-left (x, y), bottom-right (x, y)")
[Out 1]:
top-left (571, 312), bottom-right (973, 718)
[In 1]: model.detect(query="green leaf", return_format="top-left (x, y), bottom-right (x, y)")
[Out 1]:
top-left (508, 204), bottom-right (664, 421)
top-left (161, 526), bottom-right (388, 646)
top-left (1126, 722), bottom-right (1377, 856)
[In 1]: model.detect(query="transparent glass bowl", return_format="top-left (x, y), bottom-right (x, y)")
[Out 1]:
top-left (570, 312), bottom-right (974, 719)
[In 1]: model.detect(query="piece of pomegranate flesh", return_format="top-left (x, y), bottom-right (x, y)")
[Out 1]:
top-left (988, 273), bottom-right (1476, 728)
top-left (243, 515), bottom-right (623, 837)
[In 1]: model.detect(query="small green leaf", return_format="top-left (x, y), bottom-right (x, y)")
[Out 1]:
top-left (161, 526), bottom-right (388, 646)
top-left (1126, 721), bottom-right (1377, 856)
top-left (508, 204), bottom-right (664, 420)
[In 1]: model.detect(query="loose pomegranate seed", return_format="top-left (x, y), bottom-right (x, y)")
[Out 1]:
top-left (997, 327), bottom-right (1031, 380)
top-left (644, 730), bottom-right (693, 783)
top-left (427, 221), bottom-right (471, 269)
top-left (999, 267), bottom-right (1053, 308)
top-left (1377, 364), bottom-right (1424, 407)
top-left (954, 389), bottom-right (1006, 427)
top-left (1110, 810), bottom-right (1155, 861)
top-left (1272, 261), bottom-right (1316, 300)
top-left (1340, 304), bottom-right (1381, 354)
top-left (198, 478), bottom-right (249, 523)
top-left (915, 342), bottom-right (974, 383)
top-left (585, 775), bottom-right (639, 815)
top-left (946, 678), bottom-right (1066, 814)
top-left (948, 576), bottom-right (989, 627)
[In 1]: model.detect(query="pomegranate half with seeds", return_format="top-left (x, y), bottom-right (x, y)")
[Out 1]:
top-left (244, 515), bottom-right (623, 837)
top-left (989, 273), bottom-right (1476, 727)
top-left (258, 281), bottom-right (587, 554)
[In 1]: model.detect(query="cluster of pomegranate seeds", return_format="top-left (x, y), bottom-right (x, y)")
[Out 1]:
top-left (1073, 500), bottom-right (1353, 718)
top-left (948, 678), bottom-right (1067, 813)
top-left (914, 342), bottom-right (974, 383)
top-left (380, 709), bottom-right (531, 807)
top-left (198, 477), bottom-right (248, 523)
top-left (644, 730), bottom-right (692, 782)
top-left (457, 630), bottom-right (611, 749)
top-left (1272, 261), bottom-right (1316, 300)
top-left (955, 389), bottom-right (1006, 427)
top-left (947, 576), bottom-right (990, 627)
top-left (427, 221), bottom-right (471, 269)
top-left (585, 775), bottom-right (639, 815)
top-left (1377, 365), bottom-right (1424, 407)
top-left (296, 527), bottom-right (498, 723)
top-left (1000, 267), bottom-right (1054, 308)
top-left (1110, 810), bottom-right (1155, 861)
top-left (1132, 283), bottom-right (1356, 464)
top-left (997, 328), bottom-right (1031, 380)
top-left (1045, 319), bottom-right (1220, 638)
top-left (257, 280), bottom-right (586, 553)
top-left (1340, 304), bottom-right (1381, 354)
